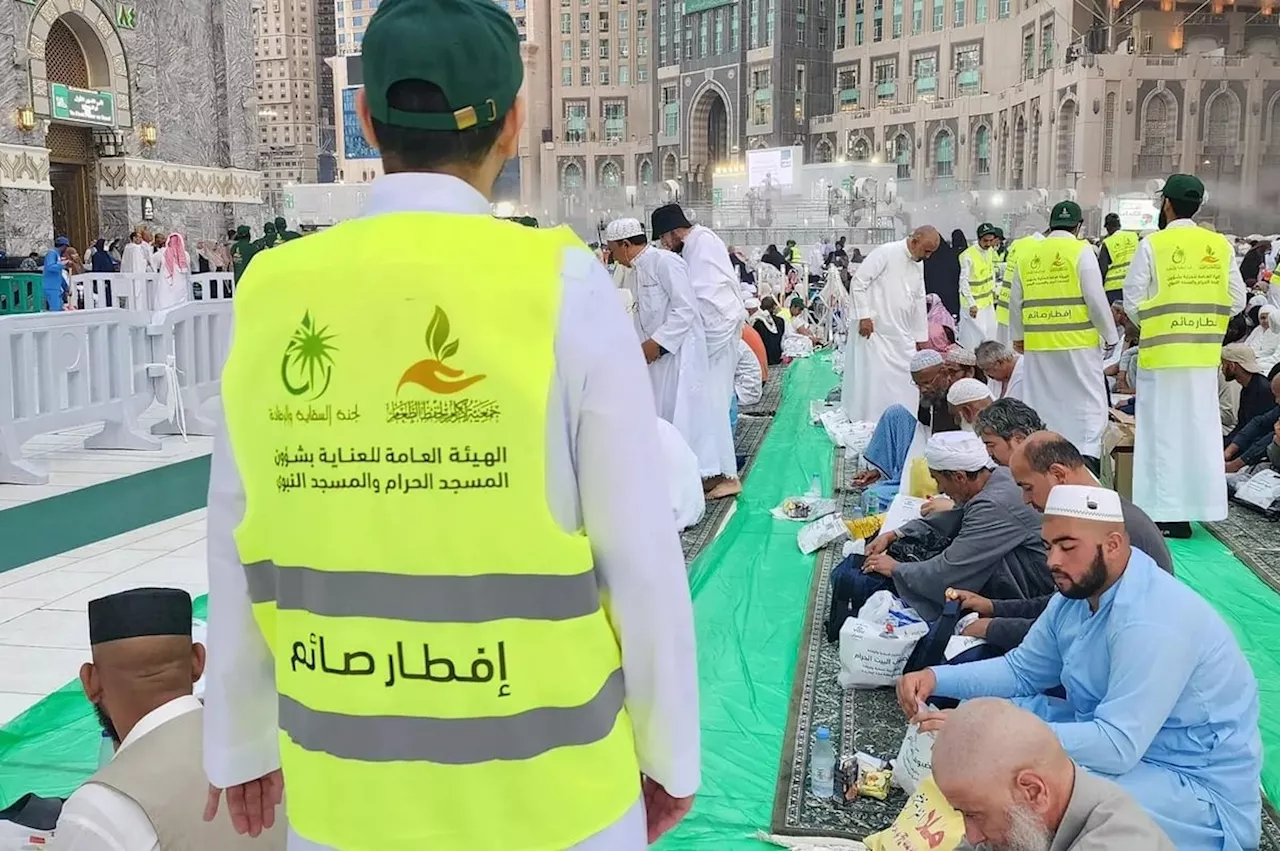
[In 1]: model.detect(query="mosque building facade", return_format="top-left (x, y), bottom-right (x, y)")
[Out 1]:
top-left (0, 0), bottom-right (262, 255)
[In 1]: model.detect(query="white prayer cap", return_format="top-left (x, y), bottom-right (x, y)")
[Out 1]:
top-left (910, 349), bottom-right (945, 372)
top-left (1248, 294), bottom-right (1268, 310)
top-left (945, 346), bottom-right (977, 366)
top-left (604, 218), bottom-right (644, 242)
top-left (924, 431), bottom-right (993, 472)
top-left (947, 377), bottom-right (993, 406)
top-left (745, 297), bottom-right (762, 310)
top-left (1043, 484), bottom-right (1124, 524)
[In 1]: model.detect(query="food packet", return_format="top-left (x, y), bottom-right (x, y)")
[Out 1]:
top-left (857, 768), bottom-right (892, 800)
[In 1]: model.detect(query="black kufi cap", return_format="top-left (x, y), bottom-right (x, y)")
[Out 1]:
top-left (88, 588), bottom-right (192, 645)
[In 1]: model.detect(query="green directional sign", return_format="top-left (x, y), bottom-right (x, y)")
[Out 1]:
top-left (50, 83), bottom-right (115, 127)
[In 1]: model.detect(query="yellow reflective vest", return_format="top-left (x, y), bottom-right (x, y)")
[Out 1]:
top-left (1102, 230), bottom-right (1139, 293)
top-left (999, 236), bottom-right (1038, 326)
top-left (221, 214), bottom-right (640, 850)
top-left (1016, 238), bottom-right (1099, 351)
top-left (960, 245), bottom-right (995, 309)
top-left (1137, 227), bottom-right (1235, 369)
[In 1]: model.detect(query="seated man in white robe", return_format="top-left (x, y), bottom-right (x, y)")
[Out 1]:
top-left (975, 340), bottom-right (1026, 401)
top-left (655, 418), bottom-right (707, 530)
top-left (51, 588), bottom-right (284, 850)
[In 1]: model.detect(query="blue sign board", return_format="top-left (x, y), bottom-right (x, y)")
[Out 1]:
top-left (341, 87), bottom-right (378, 160)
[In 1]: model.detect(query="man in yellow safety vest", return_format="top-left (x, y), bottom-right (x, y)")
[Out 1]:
top-left (998, 227), bottom-right (1041, 346)
top-left (1122, 174), bottom-right (1246, 538)
top-left (199, 0), bottom-right (701, 847)
top-left (958, 222), bottom-right (1001, 347)
top-left (1099, 212), bottom-right (1138, 305)
top-left (1010, 200), bottom-right (1119, 471)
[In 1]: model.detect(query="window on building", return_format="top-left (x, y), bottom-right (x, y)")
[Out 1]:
top-left (892, 0), bottom-right (902, 36)
top-left (638, 8), bottom-right (648, 27)
top-left (581, 39), bottom-right (591, 58)
top-left (1102, 92), bottom-right (1116, 173)
top-left (837, 65), bottom-right (860, 111)
top-left (874, 57), bottom-right (896, 102)
top-left (638, 63), bottom-right (648, 80)
top-left (581, 66), bottom-right (591, 84)
top-left (931, 0), bottom-right (941, 29)
top-left (765, 0), bottom-right (773, 44)
top-left (600, 65), bottom-right (610, 84)
top-left (1022, 30), bottom-right (1034, 79)
top-left (352, 15), bottom-right (362, 26)
top-left (599, 11), bottom-right (609, 30)
top-left (750, 0), bottom-right (759, 46)
top-left (620, 10), bottom-right (629, 29)
top-left (581, 11), bottom-right (591, 31)
top-left (638, 35), bottom-right (648, 55)
top-left (562, 65), bottom-right (573, 85)
top-left (913, 52), bottom-right (937, 101)
top-left (817, 23), bottom-right (826, 45)
top-left (715, 10), bottom-right (724, 51)
top-left (731, 8), bottom-right (739, 48)
top-left (662, 85), bottom-right (680, 136)
top-left (954, 43), bottom-right (980, 94)
top-left (562, 40), bottom-right (572, 59)
top-left (998, 0), bottom-right (1008, 17)
top-left (855, 19), bottom-right (863, 43)
top-left (620, 38), bottom-right (629, 57)
top-left (352, 0), bottom-right (362, 8)
top-left (1040, 22), bottom-right (1053, 72)
top-left (335, 0), bottom-right (342, 9)
top-left (700, 14), bottom-right (709, 56)
top-left (974, 124), bottom-right (990, 174)
top-left (605, 101), bottom-right (627, 140)
top-left (934, 129), bottom-right (954, 178)
top-left (619, 64), bottom-right (630, 84)
top-left (337, 32), bottom-right (346, 43)
top-left (893, 132), bottom-right (912, 178)
top-left (837, 24), bottom-right (846, 47)
top-left (685, 20), bottom-right (694, 56)
top-left (565, 101), bottom-right (588, 142)
top-left (561, 12), bottom-right (571, 32)
top-left (954, 0), bottom-right (964, 25)
top-left (912, 0), bottom-right (922, 31)
top-left (873, 16), bottom-right (881, 40)
top-left (795, 63), bottom-right (805, 120)
top-left (975, 0), bottom-right (986, 22)
top-left (600, 38), bottom-right (609, 57)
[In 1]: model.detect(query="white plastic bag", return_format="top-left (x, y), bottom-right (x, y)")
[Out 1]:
top-left (798, 513), bottom-right (849, 554)
top-left (1236, 469), bottom-right (1280, 511)
top-left (771, 496), bottom-right (840, 522)
top-left (857, 591), bottom-right (925, 630)
top-left (0, 822), bottom-right (55, 851)
top-left (892, 712), bottom-right (938, 796)
top-left (838, 617), bottom-right (929, 689)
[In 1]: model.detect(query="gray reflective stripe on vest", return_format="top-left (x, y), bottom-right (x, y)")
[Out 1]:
top-left (1136, 302), bottom-right (1234, 322)
top-left (278, 668), bottom-right (625, 764)
top-left (1021, 296), bottom-right (1087, 308)
top-left (1140, 332), bottom-right (1228, 349)
top-left (243, 561), bottom-right (600, 623)
top-left (969, 276), bottom-right (993, 285)
top-left (1022, 321), bottom-right (1098, 333)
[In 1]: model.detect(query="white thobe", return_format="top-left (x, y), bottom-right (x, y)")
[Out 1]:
top-left (655, 417), bottom-right (706, 530)
top-left (1010, 230), bottom-right (1119, 458)
top-left (841, 240), bottom-right (928, 423)
top-left (119, 243), bottom-right (149, 274)
top-left (50, 695), bottom-right (204, 851)
top-left (1123, 219), bottom-right (1247, 522)
top-left (958, 247), bottom-right (999, 349)
top-left (154, 261), bottom-right (191, 312)
top-left (993, 354), bottom-right (1026, 401)
top-left (202, 173), bottom-right (700, 851)
top-left (681, 225), bottom-right (747, 479)
top-left (632, 245), bottom-right (718, 478)
top-left (734, 337), bottom-right (763, 406)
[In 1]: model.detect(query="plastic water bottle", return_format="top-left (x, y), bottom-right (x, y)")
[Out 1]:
top-left (862, 489), bottom-right (879, 517)
top-left (98, 730), bottom-right (115, 768)
top-left (810, 727), bottom-right (836, 798)
top-left (808, 473), bottom-right (822, 498)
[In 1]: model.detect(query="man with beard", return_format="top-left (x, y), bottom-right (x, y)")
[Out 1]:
top-left (50, 588), bottom-right (283, 849)
top-left (931, 698), bottom-right (1173, 851)
top-left (951, 431), bottom-right (1172, 650)
top-left (897, 484), bottom-right (1262, 851)
top-left (651, 203), bottom-right (746, 499)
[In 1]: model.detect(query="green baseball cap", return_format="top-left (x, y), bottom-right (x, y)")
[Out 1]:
top-left (363, 0), bottom-right (523, 132)
top-left (235, 225), bottom-right (250, 239)
top-left (1048, 200), bottom-right (1083, 229)
top-left (1161, 173), bottom-right (1205, 203)
top-left (976, 222), bottom-right (998, 238)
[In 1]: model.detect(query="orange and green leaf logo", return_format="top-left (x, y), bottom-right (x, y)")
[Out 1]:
top-left (281, 311), bottom-right (337, 400)
top-left (398, 307), bottom-right (486, 395)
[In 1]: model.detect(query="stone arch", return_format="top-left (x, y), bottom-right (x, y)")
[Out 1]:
top-left (849, 133), bottom-right (871, 161)
top-left (28, 0), bottom-right (133, 125)
top-left (972, 123), bottom-right (991, 176)
top-left (638, 157), bottom-right (654, 185)
top-left (891, 131), bottom-right (912, 180)
top-left (814, 137), bottom-right (835, 163)
top-left (560, 160), bottom-right (584, 191)
top-left (1203, 87), bottom-right (1241, 152)
top-left (1055, 97), bottom-right (1078, 186)
top-left (688, 81), bottom-right (732, 202)
top-left (1139, 88), bottom-right (1178, 155)
top-left (661, 150), bottom-right (679, 181)
top-left (931, 126), bottom-right (955, 179)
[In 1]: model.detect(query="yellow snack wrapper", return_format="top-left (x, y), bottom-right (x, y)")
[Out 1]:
top-left (856, 768), bottom-right (891, 800)
top-left (907, 457), bottom-right (938, 499)
top-left (844, 513), bottom-right (884, 540)
top-left (864, 775), bottom-right (965, 851)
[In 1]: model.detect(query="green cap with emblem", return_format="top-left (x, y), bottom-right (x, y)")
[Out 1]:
top-left (363, 0), bottom-right (523, 132)
top-left (1048, 200), bottom-right (1083, 229)
top-left (235, 225), bottom-right (251, 239)
top-left (1161, 173), bottom-right (1205, 203)
top-left (976, 222), bottom-right (998, 238)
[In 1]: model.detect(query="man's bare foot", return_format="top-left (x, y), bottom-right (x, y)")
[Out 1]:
top-left (702, 475), bottom-right (724, 494)
top-left (707, 478), bottom-right (743, 500)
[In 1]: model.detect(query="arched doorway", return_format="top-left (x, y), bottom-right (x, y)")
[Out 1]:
top-left (44, 16), bottom-right (107, 251)
top-left (688, 87), bottom-right (730, 202)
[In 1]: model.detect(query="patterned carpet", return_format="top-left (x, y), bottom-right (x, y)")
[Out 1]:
top-left (1205, 504), bottom-right (1280, 595)
top-left (740, 362), bottom-right (791, 416)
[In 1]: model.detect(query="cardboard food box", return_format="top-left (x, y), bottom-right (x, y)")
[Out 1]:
top-left (1102, 408), bottom-right (1136, 501)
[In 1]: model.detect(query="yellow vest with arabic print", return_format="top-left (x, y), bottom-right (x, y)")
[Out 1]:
top-left (1016, 238), bottom-right (1098, 351)
top-left (220, 213), bottom-right (639, 851)
top-left (1102, 230), bottom-right (1139, 292)
top-left (1139, 228), bottom-right (1234, 369)
top-left (960, 245), bottom-right (995, 308)
top-left (996, 238), bottom-right (1034, 326)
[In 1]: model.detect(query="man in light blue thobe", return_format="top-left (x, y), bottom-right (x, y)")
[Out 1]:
top-left (43, 236), bottom-right (70, 311)
top-left (898, 484), bottom-right (1262, 851)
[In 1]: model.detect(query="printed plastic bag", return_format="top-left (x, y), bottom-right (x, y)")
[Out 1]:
top-left (856, 591), bottom-right (925, 631)
top-left (892, 713), bottom-right (937, 796)
top-left (798, 513), bottom-right (850, 555)
top-left (838, 616), bottom-right (929, 689)
top-left (863, 775), bottom-right (965, 851)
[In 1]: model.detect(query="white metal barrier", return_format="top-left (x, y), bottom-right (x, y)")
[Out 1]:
top-left (191, 272), bottom-right (236, 302)
top-left (0, 298), bottom-right (234, 485)
top-left (71, 271), bottom-right (236, 311)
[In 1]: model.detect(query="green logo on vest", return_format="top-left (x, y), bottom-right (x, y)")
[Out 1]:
top-left (1171, 247), bottom-right (1186, 266)
top-left (282, 311), bottom-right (338, 400)
top-left (398, 307), bottom-right (487, 395)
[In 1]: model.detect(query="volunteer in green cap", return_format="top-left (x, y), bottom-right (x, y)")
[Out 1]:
top-left (274, 216), bottom-right (302, 241)
top-left (957, 222), bottom-right (1001, 347)
top-left (1009, 199), bottom-right (1118, 471)
top-left (256, 221), bottom-right (284, 251)
top-left (1121, 174), bottom-right (1245, 536)
top-left (1098, 211), bottom-right (1137, 304)
top-left (229, 225), bottom-right (258, 281)
top-left (202, 0), bottom-right (699, 848)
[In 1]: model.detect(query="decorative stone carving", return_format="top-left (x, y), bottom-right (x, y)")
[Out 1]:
top-left (96, 158), bottom-right (261, 204)
top-left (0, 144), bottom-right (53, 191)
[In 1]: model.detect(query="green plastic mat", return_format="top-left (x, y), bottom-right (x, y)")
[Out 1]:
top-left (1168, 532), bottom-right (1280, 805)
top-left (0, 596), bottom-right (207, 806)
top-left (658, 356), bottom-right (838, 850)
